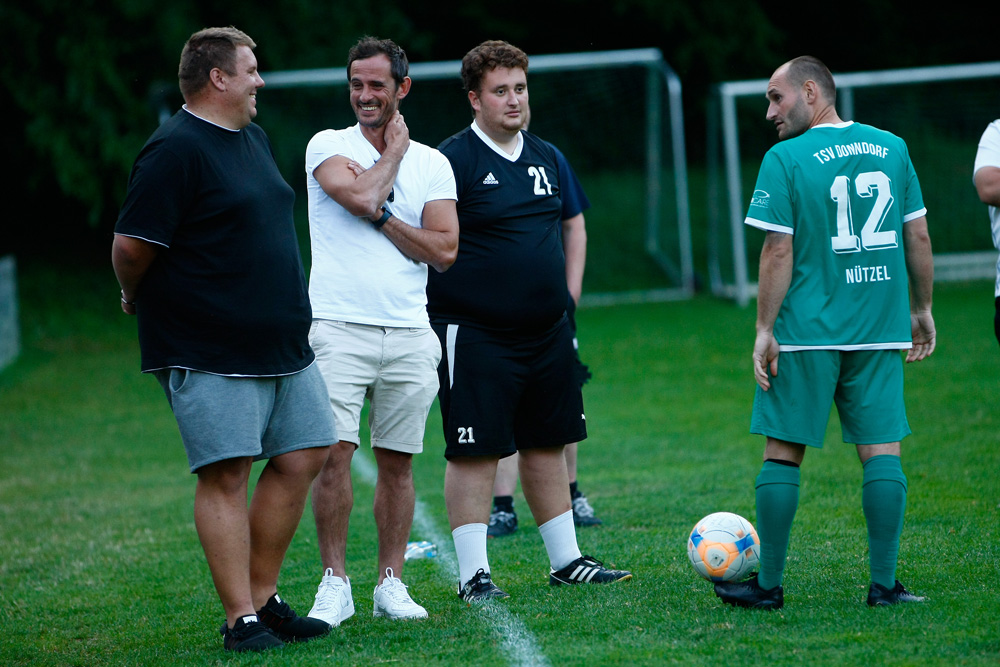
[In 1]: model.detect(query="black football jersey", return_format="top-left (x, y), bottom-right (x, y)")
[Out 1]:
top-left (428, 126), bottom-right (569, 333)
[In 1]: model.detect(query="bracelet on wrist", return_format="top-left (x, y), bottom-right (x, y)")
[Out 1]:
top-left (371, 206), bottom-right (392, 229)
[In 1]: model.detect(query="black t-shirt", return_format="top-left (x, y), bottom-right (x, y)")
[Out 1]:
top-left (115, 110), bottom-right (314, 375)
top-left (428, 126), bottom-right (568, 333)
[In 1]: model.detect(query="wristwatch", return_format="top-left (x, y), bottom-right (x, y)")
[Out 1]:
top-left (371, 206), bottom-right (392, 229)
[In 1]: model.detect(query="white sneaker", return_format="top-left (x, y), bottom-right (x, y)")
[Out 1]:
top-left (307, 568), bottom-right (355, 626)
top-left (373, 568), bottom-right (428, 620)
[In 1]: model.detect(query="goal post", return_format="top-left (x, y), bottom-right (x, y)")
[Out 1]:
top-left (254, 48), bottom-right (696, 305)
top-left (708, 61), bottom-right (1000, 307)
top-left (0, 255), bottom-right (19, 371)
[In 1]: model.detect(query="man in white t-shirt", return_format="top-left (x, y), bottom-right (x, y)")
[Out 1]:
top-left (973, 119), bottom-right (1000, 347)
top-left (303, 36), bottom-right (458, 624)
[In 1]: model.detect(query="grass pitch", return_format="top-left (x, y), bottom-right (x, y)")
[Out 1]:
top-left (1, 261), bottom-right (997, 666)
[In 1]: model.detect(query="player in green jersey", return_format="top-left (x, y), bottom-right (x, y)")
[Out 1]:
top-left (714, 56), bottom-right (936, 610)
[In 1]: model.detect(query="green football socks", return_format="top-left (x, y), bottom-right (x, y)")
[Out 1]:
top-left (862, 454), bottom-right (908, 590)
top-left (754, 460), bottom-right (801, 591)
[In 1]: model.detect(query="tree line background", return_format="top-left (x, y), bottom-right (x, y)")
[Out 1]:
top-left (2, 0), bottom-right (996, 260)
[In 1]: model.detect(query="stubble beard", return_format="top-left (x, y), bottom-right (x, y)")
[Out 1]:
top-left (356, 100), bottom-right (396, 130)
top-left (779, 98), bottom-right (810, 140)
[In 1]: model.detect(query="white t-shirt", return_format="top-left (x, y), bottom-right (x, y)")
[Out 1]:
top-left (305, 124), bottom-right (457, 326)
top-left (973, 119), bottom-right (1000, 297)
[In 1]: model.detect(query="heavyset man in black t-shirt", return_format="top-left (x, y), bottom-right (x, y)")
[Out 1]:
top-left (427, 40), bottom-right (632, 601)
top-left (112, 27), bottom-right (337, 653)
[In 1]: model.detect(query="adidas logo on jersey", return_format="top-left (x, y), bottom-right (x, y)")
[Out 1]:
top-left (482, 172), bottom-right (499, 185)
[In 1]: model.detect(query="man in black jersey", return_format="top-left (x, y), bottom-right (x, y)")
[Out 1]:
top-left (113, 27), bottom-right (335, 652)
top-left (427, 40), bottom-right (632, 601)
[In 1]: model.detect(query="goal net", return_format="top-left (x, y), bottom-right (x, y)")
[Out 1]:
top-left (707, 62), bottom-right (1000, 306)
top-left (252, 48), bottom-right (695, 305)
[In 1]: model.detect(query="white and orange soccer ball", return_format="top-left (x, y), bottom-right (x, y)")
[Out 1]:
top-left (687, 512), bottom-right (760, 582)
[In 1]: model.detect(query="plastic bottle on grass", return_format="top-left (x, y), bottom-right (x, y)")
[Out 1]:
top-left (404, 540), bottom-right (437, 560)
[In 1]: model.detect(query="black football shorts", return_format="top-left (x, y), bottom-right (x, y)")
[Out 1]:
top-left (433, 318), bottom-right (587, 460)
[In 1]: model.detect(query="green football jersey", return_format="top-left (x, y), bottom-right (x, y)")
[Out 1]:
top-left (745, 121), bottom-right (926, 350)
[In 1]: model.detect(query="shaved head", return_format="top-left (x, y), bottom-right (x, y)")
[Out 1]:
top-left (782, 56), bottom-right (836, 107)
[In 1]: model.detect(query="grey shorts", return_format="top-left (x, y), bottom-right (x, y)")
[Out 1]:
top-left (153, 363), bottom-right (337, 472)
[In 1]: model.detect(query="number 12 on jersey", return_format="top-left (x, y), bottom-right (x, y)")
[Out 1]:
top-left (830, 170), bottom-right (898, 254)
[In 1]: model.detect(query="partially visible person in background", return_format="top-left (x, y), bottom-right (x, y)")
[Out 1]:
top-left (973, 118), bottom-right (1000, 347)
top-left (488, 103), bottom-right (601, 538)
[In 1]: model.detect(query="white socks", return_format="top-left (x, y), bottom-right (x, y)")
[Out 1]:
top-left (453, 510), bottom-right (581, 585)
top-left (452, 523), bottom-right (489, 587)
top-left (538, 510), bottom-right (582, 571)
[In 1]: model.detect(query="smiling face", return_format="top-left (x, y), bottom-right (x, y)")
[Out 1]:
top-left (349, 54), bottom-right (406, 129)
top-left (469, 66), bottom-right (528, 142)
top-left (223, 45), bottom-right (264, 128)
top-left (765, 66), bottom-right (811, 141)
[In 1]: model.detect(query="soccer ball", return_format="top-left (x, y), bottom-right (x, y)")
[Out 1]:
top-left (687, 512), bottom-right (760, 582)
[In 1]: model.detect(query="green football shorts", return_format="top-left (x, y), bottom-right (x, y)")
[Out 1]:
top-left (750, 349), bottom-right (911, 447)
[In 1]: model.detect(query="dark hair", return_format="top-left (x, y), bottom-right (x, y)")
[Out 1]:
top-left (460, 40), bottom-right (529, 94)
top-left (786, 55), bottom-right (836, 106)
top-left (347, 36), bottom-right (408, 86)
top-left (178, 26), bottom-right (256, 99)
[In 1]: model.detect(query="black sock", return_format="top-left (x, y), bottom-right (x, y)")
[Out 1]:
top-left (493, 495), bottom-right (514, 513)
top-left (765, 458), bottom-right (800, 468)
top-left (569, 481), bottom-right (579, 498)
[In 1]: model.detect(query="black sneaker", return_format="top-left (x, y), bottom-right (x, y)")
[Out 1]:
top-left (487, 507), bottom-right (518, 538)
top-left (458, 568), bottom-right (510, 602)
top-left (571, 491), bottom-right (603, 527)
top-left (714, 573), bottom-right (784, 610)
top-left (867, 580), bottom-right (926, 607)
top-left (549, 555), bottom-right (632, 586)
top-left (257, 593), bottom-right (331, 642)
top-left (220, 614), bottom-right (284, 652)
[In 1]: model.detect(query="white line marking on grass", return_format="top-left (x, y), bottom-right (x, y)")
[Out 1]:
top-left (352, 452), bottom-right (551, 667)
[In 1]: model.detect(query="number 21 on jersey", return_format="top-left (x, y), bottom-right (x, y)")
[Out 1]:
top-left (830, 170), bottom-right (897, 254)
top-left (528, 166), bottom-right (553, 195)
